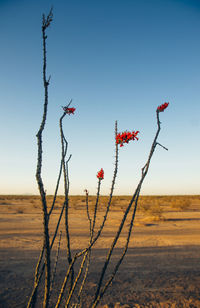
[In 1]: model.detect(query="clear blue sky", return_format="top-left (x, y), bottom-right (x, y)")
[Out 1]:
top-left (0, 0), bottom-right (199, 195)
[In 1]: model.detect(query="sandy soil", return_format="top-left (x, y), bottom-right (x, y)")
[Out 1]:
top-left (0, 196), bottom-right (200, 307)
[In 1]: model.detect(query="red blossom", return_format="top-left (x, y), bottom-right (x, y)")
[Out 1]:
top-left (157, 102), bottom-right (169, 112)
top-left (97, 168), bottom-right (104, 180)
top-left (63, 106), bottom-right (76, 115)
top-left (116, 131), bottom-right (139, 147)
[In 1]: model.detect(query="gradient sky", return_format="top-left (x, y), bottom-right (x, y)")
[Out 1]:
top-left (0, 0), bottom-right (200, 195)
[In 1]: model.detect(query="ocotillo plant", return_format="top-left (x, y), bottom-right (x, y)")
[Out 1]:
top-left (27, 8), bottom-right (169, 308)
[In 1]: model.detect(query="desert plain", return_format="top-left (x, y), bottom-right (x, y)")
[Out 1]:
top-left (0, 195), bottom-right (200, 307)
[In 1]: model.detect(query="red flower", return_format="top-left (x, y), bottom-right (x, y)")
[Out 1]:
top-left (157, 102), bottom-right (169, 112)
top-left (116, 131), bottom-right (139, 147)
top-left (97, 168), bottom-right (104, 180)
top-left (63, 106), bottom-right (76, 115)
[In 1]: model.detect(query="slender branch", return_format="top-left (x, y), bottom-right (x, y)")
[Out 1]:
top-left (85, 190), bottom-right (92, 236)
top-left (48, 143), bottom-right (68, 217)
top-left (85, 120), bottom-right (119, 250)
top-left (50, 203), bottom-right (65, 250)
top-left (50, 230), bottom-right (62, 300)
top-left (92, 188), bottom-right (141, 306)
top-left (156, 142), bottom-right (168, 151)
top-left (77, 251), bottom-right (91, 304)
top-left (35, 247), bottom-right (44, 281)
top-left (26, 247), bottom-right (44, 308)
top-left (60, 111), bottom-right (74, 290)
top-left (91, 180), bottom-right (101, 237)
top-left (76, 191), bottom-right (93, 304)
top-left (92, 111), bottom-right (163, 306)
top-left (76, 180), bottom-right (102, 304)
top-left (33, 9), bottom-right (53, 308)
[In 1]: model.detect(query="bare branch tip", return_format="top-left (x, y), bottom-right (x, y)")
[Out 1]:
top-left (156, 142), bottom-right (168, 151)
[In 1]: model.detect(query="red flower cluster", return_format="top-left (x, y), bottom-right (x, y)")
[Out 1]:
top-left (63, 107), bottom-right (76, 115)
top-left (116, 131), bottom-right (139, 147)
top-left (157, 102), bottom-right (169, 112)
top-left (97, 168), bottom-right (104, 180)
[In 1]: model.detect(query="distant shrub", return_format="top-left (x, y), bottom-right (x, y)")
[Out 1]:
top-left (171, 198), bottom-right (191, 210)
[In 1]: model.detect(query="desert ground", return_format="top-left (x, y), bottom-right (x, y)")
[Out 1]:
top-left (0, 195), bottom-right (200, 307)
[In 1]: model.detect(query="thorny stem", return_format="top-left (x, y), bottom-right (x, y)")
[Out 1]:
top-left (48, 146), bottom-right (67, 217)
top-left (85, 190), bottom-right (92, 236)
top-left (60, 110), bottom-right (74, 290)
top-left (85, 121), bottom-right (119, 250)
top-left (29, 134), bottom-right (68, 307)
top-left (26, 246), bottom-right (45, 308)
top-left (92, 179), bottom-right (101, 238)
top-left (77, 252), bottom-right (91, 305)
top-left (33, 8), bottom-right (53, 308)
top-left (92, 111), bottom-right (164, 307)
top-left (49, 230), bottom-right (62, 301)
top-left (35, 247), bottom-right (44, 282)
top-left (92, 188), bottom-right (141, 307)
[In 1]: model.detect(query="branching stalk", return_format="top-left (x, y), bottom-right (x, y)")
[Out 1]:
top-left (33, 8), bottom-right (53, 308)
top-left (60, 109), bottom-right (74, 290)
top-left (28, 8), bottom-right (170, 307)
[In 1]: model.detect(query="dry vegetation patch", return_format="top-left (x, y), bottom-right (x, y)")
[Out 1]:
top-left (1, 194), bottom-right (199, 218)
